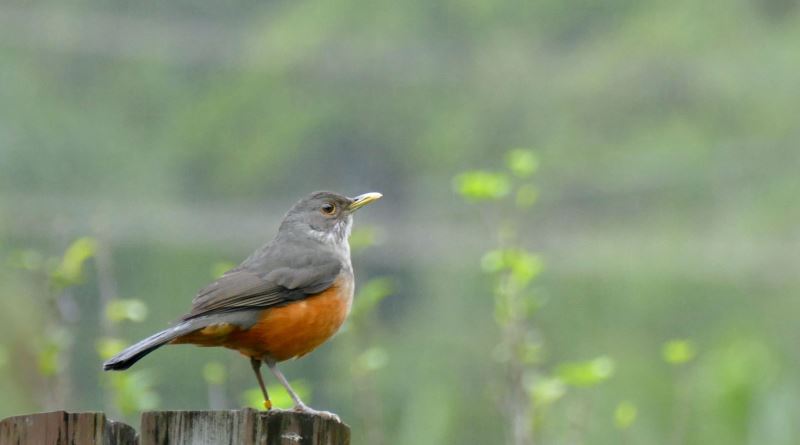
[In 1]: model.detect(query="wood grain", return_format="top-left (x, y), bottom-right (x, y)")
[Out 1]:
top-left (0, 411), bottom-right (136, 445)
top-left (139, 409), bottom-right (350, 445)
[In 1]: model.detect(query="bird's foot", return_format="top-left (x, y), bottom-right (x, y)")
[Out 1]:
top-left (263, 399), bottom-right (273, 410)
top-left (292, 404), bottom-right (341, 423)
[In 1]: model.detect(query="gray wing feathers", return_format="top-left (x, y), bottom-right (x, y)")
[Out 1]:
top-left (103, 312), bottom-right (260, 370)
top-left (184, 252), bottom-right (342, 319)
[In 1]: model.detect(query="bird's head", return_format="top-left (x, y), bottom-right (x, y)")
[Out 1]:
top-left (279, 191), bottom-right (382, 245)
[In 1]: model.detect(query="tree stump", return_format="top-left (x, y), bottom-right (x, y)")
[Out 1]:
top-left (139, 409), bottom-right (350, 445)
top-left (0, 411), bottom-right (137, 445)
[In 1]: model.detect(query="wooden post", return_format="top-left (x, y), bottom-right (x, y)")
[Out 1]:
top-left (0, 409), bottom-right (349, 445)
top-left (0, 411), bottom-right (137, 445)
top-left (139, 409), bottom-right (350, 445)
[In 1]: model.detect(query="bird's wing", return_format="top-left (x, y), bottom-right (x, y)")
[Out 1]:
top-left (183, 259), bottom-right (342, 320)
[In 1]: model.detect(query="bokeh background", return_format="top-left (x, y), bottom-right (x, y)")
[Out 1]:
top-left (1, 1), bottom-right (799, 444)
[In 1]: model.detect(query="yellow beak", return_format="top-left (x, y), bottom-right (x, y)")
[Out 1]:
top-left (349, 192), bottom-right (382, 211)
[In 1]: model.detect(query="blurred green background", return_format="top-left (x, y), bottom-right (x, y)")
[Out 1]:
top-left (1, 0), bottom-right (799, 444)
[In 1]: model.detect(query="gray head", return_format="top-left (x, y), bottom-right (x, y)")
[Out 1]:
top-left (278, 191), bottom-right (382, 245)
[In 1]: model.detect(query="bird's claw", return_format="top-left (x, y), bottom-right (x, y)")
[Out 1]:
top-left (293, 405), bottom-right (341, 423)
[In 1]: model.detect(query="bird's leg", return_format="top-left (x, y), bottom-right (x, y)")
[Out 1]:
top-left (264, 357), bottom-right (307, 408)
top-left (250, 357), bottom-right (272, 410)
top-left (264, 357), bottom-right (342, 422)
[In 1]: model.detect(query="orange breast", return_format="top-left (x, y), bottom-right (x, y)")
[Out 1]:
top-left (174, 277), bottom-right (353, 362)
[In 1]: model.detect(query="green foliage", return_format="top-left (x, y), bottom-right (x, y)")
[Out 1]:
top-left (614, 401), bottom-right (638, 430)
top-left (97, 336), bottom-right (160, 415)
top-left (456, 149), bottom-right (555, 442)
top-left (95, 337), bottom-right (127, 360)
top-left (481, 248), bottom-right (543, 288)
top-left (105, 299), bottom-right (148, 323)
top-left (530, 376), bottom-right (567, 406)
top-left (51, 237), bottom-right (97, 289)
top-left (37, 329), bottom-right (73, 377)
top-left (506, 149), bottom-right (539, 178)
top-left (557, 356), bottom-right (616, 388)
top-left (105, 371), bottom-right (160, 416)
top-left (662, 339), bottom-right (697, 365)
top-left (242, 380), bottom-right (310, 410)
top-left (453, 171), bottom-right (511, 201)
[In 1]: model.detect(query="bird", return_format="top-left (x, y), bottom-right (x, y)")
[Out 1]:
top-left (103, 191), bottom-right (382, 418)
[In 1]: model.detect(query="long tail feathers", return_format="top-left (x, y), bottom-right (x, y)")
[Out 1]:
top-left (102, 321), bottom-right (199, 371)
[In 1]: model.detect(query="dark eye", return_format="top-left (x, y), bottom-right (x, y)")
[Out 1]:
top-left (320, 202), bottom-right (336, 215)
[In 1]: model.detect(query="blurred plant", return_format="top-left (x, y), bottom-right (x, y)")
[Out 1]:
top-left (97, 337), bottom-right (160, 416)
top-left (557, 355), bottom-right (617, 445)
top-left (456, 149), bottom-right (615, 445)
top-left (455, 149), bottom-right (544, 445)
top-left (6, 238), bottom-right (99, 409)
top-left (663, 339), bottom-right (697, 366)
top-left (662, 338), bottom-right (699, 445)
top-left (614, 400), bottom-right (638, 445)
top-left (557, 355), bottom-right (616, 388)
top-left (93, 235), bottom-right (160, 418)
top-left (242, 380), bottom-right (310, 409)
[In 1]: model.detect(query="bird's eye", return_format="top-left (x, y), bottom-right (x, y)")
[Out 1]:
top-left (320, 202), bottom-right (336, 215)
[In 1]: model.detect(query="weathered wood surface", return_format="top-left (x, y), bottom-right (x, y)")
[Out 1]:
top-left (139, 409), bottom-right (350, 445)
top-left (0, 409), bottom-right (349, 445)
top-left (0, 411), bottom-right (137, 445)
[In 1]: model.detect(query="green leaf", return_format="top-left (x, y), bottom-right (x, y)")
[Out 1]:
top-left (105, 299), bottom-right (148, 323)
top-left (506, 149), bottom-right (539, 178)
top-left (614, 401), bottom-right (638, 430)
top-left (38, 344), bottom-right (61, 377)
top-left (96, 337), bottom-right (127, 360)
top-left (662, 339), bottom-right (696, 365)
top-left (481, 249), bottom-right (543, 287)
top-left (557, 356), bottom-right (616, 387)
top-left (509, 252), bottom-right (543, 287)
top-left (38, 329), bottom-right (73, 377)
top-left (52, 237), bottom-right (97, 288)
top-left (453, 171), bottom-right (511, 201)
top-left (481, 249), bottom-right (506, 273)
top-left (529, 376), bottom-right (567, 406)
top-left (242, 380), bottom-right (310, 409)
top-left (203, 362), bottom-right (227, 385)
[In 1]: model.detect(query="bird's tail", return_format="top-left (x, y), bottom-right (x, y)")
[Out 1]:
top-left (103, 320), bottom-right (201, 371)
